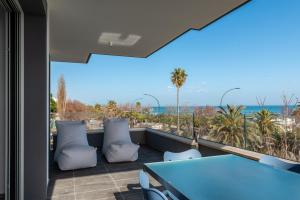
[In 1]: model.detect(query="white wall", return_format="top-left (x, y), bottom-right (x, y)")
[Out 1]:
top-left (0, 5), bottom-right (6, 195)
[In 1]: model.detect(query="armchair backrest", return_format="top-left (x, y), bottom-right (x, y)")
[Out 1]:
top-left (54, 120), bottom-right (88, 160)
top-left (102, 118), bottom-right (131, 153)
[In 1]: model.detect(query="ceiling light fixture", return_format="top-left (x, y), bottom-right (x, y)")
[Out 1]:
top-left (98, 32), bottom-right (141, 47)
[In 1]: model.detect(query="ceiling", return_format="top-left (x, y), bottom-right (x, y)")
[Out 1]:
top-left (49, 0), bottom-right (249, 63)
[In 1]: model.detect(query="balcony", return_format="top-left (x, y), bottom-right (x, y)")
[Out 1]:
top-left (3, 0), bottom-right (300, 199)
top-left (48, 127), bottom-right (267, 200)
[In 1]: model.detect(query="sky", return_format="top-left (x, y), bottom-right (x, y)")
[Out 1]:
top-left (51, 0), bottom-right (300, 107)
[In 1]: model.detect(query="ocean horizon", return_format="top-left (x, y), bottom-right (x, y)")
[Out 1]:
top-left (150, 105), bottom-right (296, 115)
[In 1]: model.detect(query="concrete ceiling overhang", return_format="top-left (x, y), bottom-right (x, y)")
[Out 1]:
top-left (49, 0), bottom-right (250, 63)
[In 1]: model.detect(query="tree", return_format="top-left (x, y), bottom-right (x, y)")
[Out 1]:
top-left (50, 93), bottom-right (57, 113)
top-left (65, 100), bottom-right (87, 113)
top-left (94, 103), bottom-right (102, 112)
top-left (57, 75), bottom-right (67, 119)
top-left (171, 68), bottom-right (187, 134)
top-left (254, 109), bottom-right (278, 155)
top-left (64, 99), bottom-right (88, 120)
top-left (107, 100), bottom-right (117, 108)
top-left (135, 101), bottom-right (141, 112)
top-left (210, 105), bottom-right (245, 147)
top-left (280, 94), bottom-right (298, 158)
top-left (193, 106), bottom-right (216, 138)
top-left (106, 100), bottom-right (118, 117)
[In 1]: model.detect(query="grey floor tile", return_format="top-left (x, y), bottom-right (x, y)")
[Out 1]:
top-left (48, 185), bottom-right (74, 197)
top-left (110, 170), bottom-right (139, 180)
top-left (49, 177), bottom-right (74, 189)
top-left (115, 191), bottom-right (143, 200)
top-left (49, 145), bottom-right (164, 200)
top-left (75, 174), bottom-right (113, 186)
top-left (75, 181), bottom-right (117, 193)
top-left (47, 194), bottom-right (75, 200)
top-left (75, 188), bottom-right (120, 200)
top-left (115, 178), bottom-right (139, 188)
top-left (74, 166), bottom-right (107, 177)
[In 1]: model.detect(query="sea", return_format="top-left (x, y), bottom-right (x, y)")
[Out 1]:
top-left (150, 105), bottom-right (296, 115)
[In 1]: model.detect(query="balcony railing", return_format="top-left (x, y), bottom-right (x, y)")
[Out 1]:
top-left (50, 106), bottom-right (300, 162)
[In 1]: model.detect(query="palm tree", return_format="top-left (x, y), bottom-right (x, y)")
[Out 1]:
top-left (254, 109), bottom-right (278, 155)
top-left (171, 68), bottom-right (187, 134)
top-left (135, 101), bottom-right (141, 113)
top-left (106, 100), bottom-right (118, 117)
top-left (210, 105), bottom-right (245, 147)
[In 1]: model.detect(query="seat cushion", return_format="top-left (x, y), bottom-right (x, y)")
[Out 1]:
top-left (57, 145), bottom-right (97, 170)
top-left (102, 118), bottom-right (132, 154)
top-left (55, 121), bottom-right (88, 161)
top-left (105, 142), bottom-right (139, 163)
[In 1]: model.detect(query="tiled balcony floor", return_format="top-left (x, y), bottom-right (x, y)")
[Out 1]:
top-left (47, 146), bottom-right (163, 200)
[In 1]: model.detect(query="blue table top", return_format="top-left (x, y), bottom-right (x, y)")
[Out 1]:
top-left (144, 155), bottom-right (300, 200)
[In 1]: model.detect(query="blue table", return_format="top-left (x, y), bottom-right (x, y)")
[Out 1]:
top-left (144, 155), bottom-right (300, 200)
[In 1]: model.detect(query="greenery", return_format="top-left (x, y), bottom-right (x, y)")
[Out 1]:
top-left (193, 105), bottom-right (300, 162)
top-left (50, 98), bottom-right (300, 162)
top-left (50, 93), bottom-right (57, 113)
top-left (254, 109), bottom-right (278, 155)
top-left (210, 105), bottom-right (245, 147)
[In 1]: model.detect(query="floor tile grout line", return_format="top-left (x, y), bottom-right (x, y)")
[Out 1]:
top-left (49, 193), bottom-right (76, 198)
top-left (72, 170), bottom-right (77, 200)
top-left (71, 186), bottom-right (121, 196)
top-left (103, 162), bottom-right (125, 200)
top-left (74, 176), bottom-right (139, 187)
top-left (49, 180), bottom-right (145, 198)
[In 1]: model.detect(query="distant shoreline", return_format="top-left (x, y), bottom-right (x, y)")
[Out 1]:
top-left (149, 105), bottom-right (296, 115)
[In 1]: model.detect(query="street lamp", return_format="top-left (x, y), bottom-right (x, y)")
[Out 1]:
top-left (144, 93), bottom-right (160, 114)
top-left (220, 87), bottom-right (240, 107)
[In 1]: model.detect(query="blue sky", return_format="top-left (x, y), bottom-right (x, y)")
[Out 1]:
top-left (51, 0), bottom-right (300, 106)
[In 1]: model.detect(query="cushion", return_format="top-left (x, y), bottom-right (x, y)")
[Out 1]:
top-left (102, 118), bottom-right (132, 154)
top-left (55, 121), bottom-right (88, 161)
top-left (105, 142), bottom-right (139, 163)
top-left (57, 145), bottom-right (97, 170)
